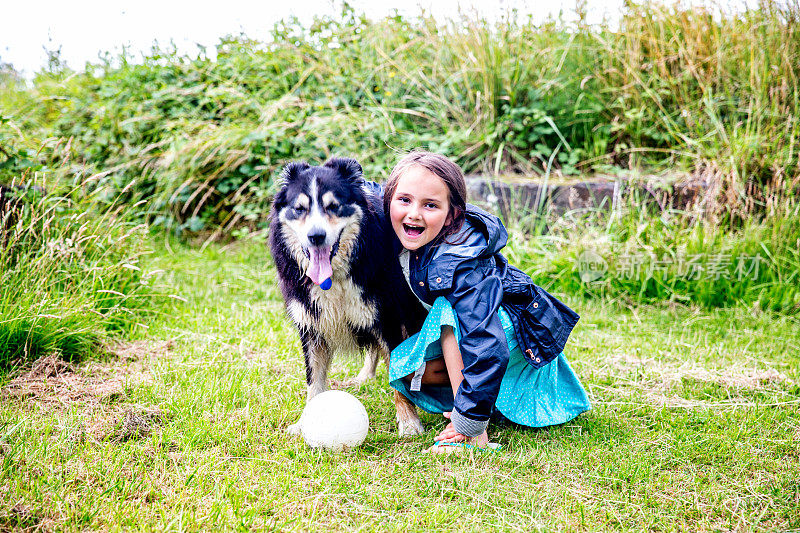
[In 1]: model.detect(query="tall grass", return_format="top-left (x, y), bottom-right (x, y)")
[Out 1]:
top-left (0, 125), bottom-right (157, 370)
top-left (595, 1), bottom-right (800, 210)
top-left (504, 191), bottom-right (800, 313)
top-left (2, 0), bottom-right (798, 230)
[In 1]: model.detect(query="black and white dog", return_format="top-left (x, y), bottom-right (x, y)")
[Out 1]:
top-left (269, 158), bottom-right (425, 436)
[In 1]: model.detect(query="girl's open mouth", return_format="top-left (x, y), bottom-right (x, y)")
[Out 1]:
top-left (403, 223), bottom-right (424, 237)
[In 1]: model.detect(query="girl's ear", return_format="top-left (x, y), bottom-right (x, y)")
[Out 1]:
top-left (446, 206), bottom-right (461, 226)
top-left (280, 161), bottom-right (310, 185)
top-left (324, 157), bottom-right (364, 185)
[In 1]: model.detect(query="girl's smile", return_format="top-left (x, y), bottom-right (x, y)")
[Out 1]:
top-left (389, 165), bottom-right (451, 251)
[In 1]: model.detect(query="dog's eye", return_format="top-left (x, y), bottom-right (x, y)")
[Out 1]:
top-left (293, 205), bottom-right (307, 214)
top-left (325, 204), bottom-right (340, 214)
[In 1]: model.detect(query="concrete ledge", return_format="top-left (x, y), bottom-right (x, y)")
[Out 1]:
top-left (465, 174), bottom-right (709, 220)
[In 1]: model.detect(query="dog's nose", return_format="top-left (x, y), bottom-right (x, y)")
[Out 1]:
top-left (308, 228), bottom-right (326, 247)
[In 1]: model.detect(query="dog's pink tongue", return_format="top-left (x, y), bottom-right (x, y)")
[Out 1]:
top-left (307, 247), bottom-right (333, 286)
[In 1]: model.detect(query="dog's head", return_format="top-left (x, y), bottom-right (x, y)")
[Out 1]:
top-left (272, 158), bottom-right (367, 288)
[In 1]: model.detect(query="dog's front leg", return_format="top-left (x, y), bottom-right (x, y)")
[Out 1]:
top-left (305, 337), bottom-right (331, 401)
top-left (287, 332), bottom-right (331, 435)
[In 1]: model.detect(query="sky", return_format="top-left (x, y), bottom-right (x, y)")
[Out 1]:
top-left (1, 0), bottom-right (626, 77)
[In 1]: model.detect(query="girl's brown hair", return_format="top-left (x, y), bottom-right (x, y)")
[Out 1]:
top-left (383, 151), bottom-right (468, 245)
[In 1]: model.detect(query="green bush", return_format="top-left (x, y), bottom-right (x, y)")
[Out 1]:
top-left (3, 1), bottom-right (798, 230)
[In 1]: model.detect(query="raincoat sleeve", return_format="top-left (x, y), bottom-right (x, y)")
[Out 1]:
top-left (444, 259), bottom-right (510, 437)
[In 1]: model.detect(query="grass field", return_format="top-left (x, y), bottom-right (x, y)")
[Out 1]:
top-left (2, 2), bottom-right (799, 528)
top-left (2, 238), bottom-right (798, 531)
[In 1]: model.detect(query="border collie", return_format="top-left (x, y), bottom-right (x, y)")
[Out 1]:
top-left (269, 158), bottom-right (425, 436)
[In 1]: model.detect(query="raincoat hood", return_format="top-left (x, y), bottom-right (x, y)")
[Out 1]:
top-left (422, 204), bottom-right (508, 292)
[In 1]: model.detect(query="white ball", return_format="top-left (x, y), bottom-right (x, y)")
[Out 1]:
top-left (301, 390), bottom-right (369, 451)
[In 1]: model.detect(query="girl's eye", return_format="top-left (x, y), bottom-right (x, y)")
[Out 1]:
top-left (396, 196), bottom-right (410, 204)
top-left (425, 202), bottom-right (439, 209)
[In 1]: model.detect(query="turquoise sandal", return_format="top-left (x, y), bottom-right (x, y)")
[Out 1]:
top-left (425, 441), bottom-right (503, 453)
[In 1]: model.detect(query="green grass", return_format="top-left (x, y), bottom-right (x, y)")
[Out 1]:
top-left (0, 178), bottom-right (160, 371)
top-left (2, 238), bottom-right (798, 531)
top-left (501, 192), bottom-right (800, 313)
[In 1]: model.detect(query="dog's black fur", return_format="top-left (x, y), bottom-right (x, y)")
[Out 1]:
top-left (269, 158), bottom-right (425, 435)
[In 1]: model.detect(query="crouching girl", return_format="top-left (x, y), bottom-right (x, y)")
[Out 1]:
top-left (383, 151), bottom-right (591, 453)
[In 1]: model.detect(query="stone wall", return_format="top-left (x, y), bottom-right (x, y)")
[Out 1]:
top-left (465, 174), bottom-right (711, 222)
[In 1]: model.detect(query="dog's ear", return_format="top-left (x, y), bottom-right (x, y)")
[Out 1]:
top-left (280, 161), bottom-right (310, 185)
top-left (273, 162), bottom-right (310, 209)
top-left (324, 158), bottom-right (364, 185)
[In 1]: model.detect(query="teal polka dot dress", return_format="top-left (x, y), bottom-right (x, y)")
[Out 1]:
top-left (389, 297), bottom-right (591, 427)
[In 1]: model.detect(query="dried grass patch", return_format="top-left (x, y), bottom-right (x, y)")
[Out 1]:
top-left (238, 348), bottom-right (294, 375)
top-left (109, 339), bottom-right (174, 362)
top-left (97, 406), bottom-right (168, 442)
top-left (596, 353), bottom-right (796, 408)
top-left (604, 352), bottom-right (793, 388)
top-left (1, 340), bottom-right (174, 409)
top-left (1, 340), bottom-right (174, 441)
top-left (1, 354), bottom-right (126, 410)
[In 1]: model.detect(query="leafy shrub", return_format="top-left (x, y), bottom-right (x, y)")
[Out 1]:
top-left (3, 1), bottom-right (798, 230)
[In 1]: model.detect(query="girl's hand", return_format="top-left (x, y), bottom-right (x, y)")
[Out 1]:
top-left (434, 412), bottom-right (466, 443)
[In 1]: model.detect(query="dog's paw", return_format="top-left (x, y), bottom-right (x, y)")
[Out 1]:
top-left (351, 373), bottom-right (374, 386)
top-left (353, 368), bottom-right (376, 385)
top-left (397, 416), bottom-right (425, 437)
top-left (350, 374), bottom-right (375, 387)
top-left (287, 420), bottom-right (303, 436)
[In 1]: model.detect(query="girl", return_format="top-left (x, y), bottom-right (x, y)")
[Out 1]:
top-left (383, 151), bottom-right (591, 453)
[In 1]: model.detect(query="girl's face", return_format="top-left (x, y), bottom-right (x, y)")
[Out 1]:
top-left (389, 165), bottom-right (451, 251)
